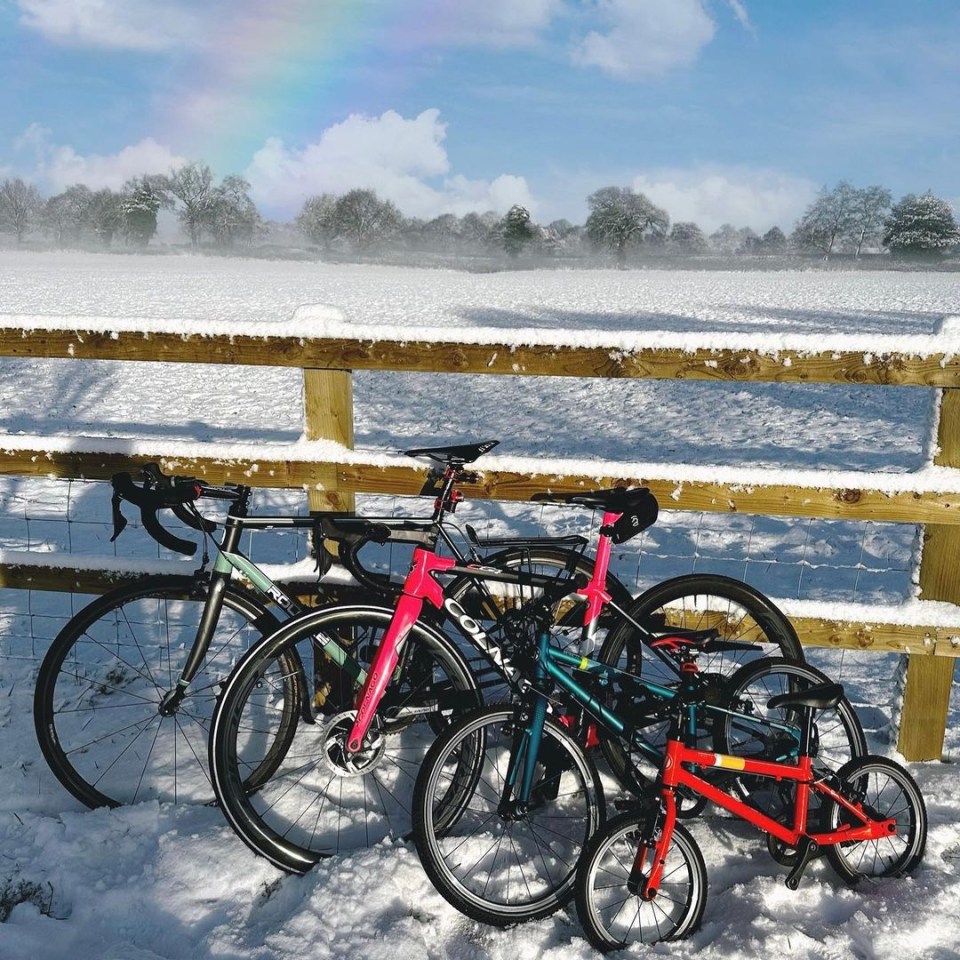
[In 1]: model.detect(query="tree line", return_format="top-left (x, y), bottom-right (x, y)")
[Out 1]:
top-left (1, 163), bottom-right (958, 263)
top-left (0, 162), bottom-right (261, 249)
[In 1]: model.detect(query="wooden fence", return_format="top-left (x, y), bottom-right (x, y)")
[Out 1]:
top-left (0, 321), bottom-right (957, 762)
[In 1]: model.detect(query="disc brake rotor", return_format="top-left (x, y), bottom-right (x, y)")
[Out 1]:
top-left (319, 710), bottom-right (387, 777)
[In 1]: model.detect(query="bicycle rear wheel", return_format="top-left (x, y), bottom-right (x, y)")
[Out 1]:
top-left (825, 756), bottom-right (926, 883)
top-left (413, 704), bottom-right (604, 926)
top-left (716, 658), bottom-right (867, 823)
top-left (209, 604), bottom-right (480, 873)
top-left (448, 544), bottom-right (633, 648)
top-left (33, 575), bottom-right (295, 808)
top-left (597, 574), bottom-right (803, 795)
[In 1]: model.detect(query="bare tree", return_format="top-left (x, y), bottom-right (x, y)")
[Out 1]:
top-left (88, 189), bottom-right (125, 246)
top-left (332, 189), bottom-right (400, 249)
top-left (296, 193), bottom-right (339, 250)
top-left (0, 178), bottom-right (45, 243)
top-left (208, 175), bottom-right (261, 246)
top-left (792, 181), bottom-right (859, 256)
top-left (165, 162), bottom-right (215, 246)
top-left (850, 185), bottom-right (892, 256)
top-left (43, 184), bottom-right (92, 245)
top-left (585, 186), bottom-right (669, 265)
top-left (668, 221), bottom-right (707, 255)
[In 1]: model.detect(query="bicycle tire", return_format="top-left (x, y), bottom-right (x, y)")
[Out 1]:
top-left (575, 812), bottom-right (707, 950)
top-left (716, 658), bottom-right (867, 823)
top-left (412, 703), bottom-right (604, 926)
top-left (209, 604), bottom-right (481, 873)
top-left (33, 574), bottom-right (299, 808)
top-left (448, 544), bottom-right (633, 640)
top-left (825, 755), bottom-right (927, 884)
top-left (597, 574), bottom-right (803, 795)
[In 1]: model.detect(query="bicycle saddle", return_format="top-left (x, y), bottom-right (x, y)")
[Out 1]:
top-left (767, 682), bottom-right (844, 712)
top-left (403, 439), bottom-right (499, 465)
top-left (533, 487), bottom-right (651, 511)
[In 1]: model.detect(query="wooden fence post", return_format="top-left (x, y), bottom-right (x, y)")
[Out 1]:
top-left (900, 388), bottom-right (960, 760)
top-left (302, 368), bottom-right (355, 512)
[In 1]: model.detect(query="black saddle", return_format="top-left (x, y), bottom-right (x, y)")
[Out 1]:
top-left (768, 682), bottom-right (844, 713)
top-left (533, 487), bottom-right (659, 543)
top-left (403, 440), bottom-right (499, 466)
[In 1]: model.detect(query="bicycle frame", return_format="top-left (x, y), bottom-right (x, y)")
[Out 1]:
top-left (635, 736), bottom-right (898, 898)
top-left (166, 503), bottom-right (461, 706)
top-left (346, 502), bottom-right (709, 755)
top-left (496, 627), bottom-right (802, 804)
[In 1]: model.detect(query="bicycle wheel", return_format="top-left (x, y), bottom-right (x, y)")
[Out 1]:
top-left (597, 574), bottom-right (803, 795)
top-left (825, 756), bottom-right (927, 884)
top-left (412, 704), bottom-right (604, 926)
top-left (33, 575), bottom-right (296, 808)
top-left (448, 544), bottom-right (634, 650)
top-left (576, 813), bottom-right (706, 950)
top-left (716, 658), bottom-right (867, 823)
top-left (209, 604), bottom-right (480, 874)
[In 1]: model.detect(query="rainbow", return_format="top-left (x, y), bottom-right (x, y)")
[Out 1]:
top-left (156, 0), bottom-right (412, 174)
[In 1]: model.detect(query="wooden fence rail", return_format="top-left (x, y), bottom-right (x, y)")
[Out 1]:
top-left (0, 320), bottom-right (957, 761)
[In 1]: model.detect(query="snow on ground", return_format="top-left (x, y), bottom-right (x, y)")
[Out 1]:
top-left (0, 252), bottom-right (958, 959)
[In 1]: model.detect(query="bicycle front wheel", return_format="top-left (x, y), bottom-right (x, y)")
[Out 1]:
top-left (576, 813), bottom-right (707, 950)
top-left (33, 575), bottom-right (292, 808)
top-left (598, 574), bottom-right (803, 796)
top-left (209, 604), bottom-right (480, 873)
top-left (412, 704), bottom-right (604, 926)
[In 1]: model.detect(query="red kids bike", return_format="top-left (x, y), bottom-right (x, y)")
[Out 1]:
top-left (575, 636), bottom-right (926, 950)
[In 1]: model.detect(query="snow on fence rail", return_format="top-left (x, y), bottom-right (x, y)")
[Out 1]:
top-left (0, 316), bottom-right (958, 762)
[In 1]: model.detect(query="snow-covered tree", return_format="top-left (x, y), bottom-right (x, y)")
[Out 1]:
top-left (669, 221), bottom-right (707, 255)
top-left (88, 188), bottom-right (124, 246)
top-left (296, 194), bottom-right (338, 250)
top-left (43, 184), bottom-right (92, 245)
top-left (850, 185), bottom-right (892, 256)
top-left (501, 204), bottom-right (534, 258)
top-left (0, 177), bottom-right (44, 243)
top-left (792, 181), bottom-right (859, 256)
top-left (585, 186), bottom-right (669, 265)
top-left (332, 189), bottom-right (400, 249)
top-left (761, 226), bottom-right (787, 253)
top-left (460, 211), bottom-right (500, 252)
top-left (708, 223), bottom-right (740, 255)
top-left (165, 162), bottom-right (215, 247)
top-left (882, 192), bottom-right (960, 255)
top-left (208, 175), bottom-right (261, 247)
top-left (121, 175), bottom-right (168, 247)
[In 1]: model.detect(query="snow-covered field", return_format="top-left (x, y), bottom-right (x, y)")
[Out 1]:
top-left (0, 251), bottom-right (958, 959)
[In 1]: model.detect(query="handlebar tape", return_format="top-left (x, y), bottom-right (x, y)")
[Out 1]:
top-left (110, 470), bottom-right (202, 556)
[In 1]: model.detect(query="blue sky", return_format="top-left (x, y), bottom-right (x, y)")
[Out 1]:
top-left (2, 0), bottom-right (958, 231)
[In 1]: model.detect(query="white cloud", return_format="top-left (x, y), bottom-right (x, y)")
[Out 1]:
top-left (412, 0), bottom-right (563, 48)
top-left (572, 0), bottom-right (717, 79)
top-left (725, 0), bottom-right (752, 31)
top-left (13, 125), bottom-right (186, 192)
top-left (630, 167), bottom-right (819, 232)
top-left (245, 110), bottom-right (535, 219)
top-left (17, 0), bottom-right (201, 51)
top-left (17, 0), bottom-right (562, 54)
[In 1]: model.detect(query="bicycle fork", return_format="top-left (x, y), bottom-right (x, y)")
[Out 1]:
top-left (494, 629), bottom-right (553, 818)
top-left (345, 548), bottom-right (454, 754)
